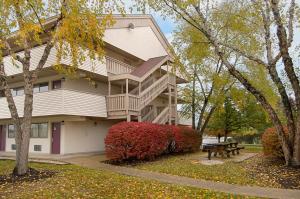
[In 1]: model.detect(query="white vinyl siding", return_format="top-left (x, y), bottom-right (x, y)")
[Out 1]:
top-left (0, 89), bottom-right (107, 119)
top-left (3, 45), bottom-right (108, 77)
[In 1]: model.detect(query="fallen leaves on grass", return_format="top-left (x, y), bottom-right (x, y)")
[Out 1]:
top-left (243, 154), bottom-right (300, 189)
top-left (0, 160), bottom-right (259, 199)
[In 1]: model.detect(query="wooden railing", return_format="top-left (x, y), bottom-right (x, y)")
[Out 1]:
top-left (107, 73), bottom-right (176, 120)
top-left (128, 94), bottom-right (139, 111)
top-left (142, 108), bottom-right (156, 122)
top-left (107, 94), bottom-right (126, 111)
top-left (106, 56), bottom-right (135, 75)
top-left (130, 75), bottom-right (156, 95)
top-left (153, 107), bottom-right (169, 124)
top-left (139, 74), bottom-right (169, 108)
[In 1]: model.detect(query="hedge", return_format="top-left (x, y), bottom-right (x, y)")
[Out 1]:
top-left (171, 126), bottom-right (201, 153)
top-left (105, 122), bottom-right (200, 162)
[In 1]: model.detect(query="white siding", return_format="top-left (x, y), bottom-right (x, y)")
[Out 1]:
top-left (104, 27), bottom-right (168, 61)
top-left (0, 89), bottom-right (107, 119)
top-left (3, 45), bottom-right (107, 76)
top-left (61, 120), bottom-right (117, 154)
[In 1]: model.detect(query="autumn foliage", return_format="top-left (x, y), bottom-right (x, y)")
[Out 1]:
top-left (105, 122), bottom-right (200, 162)
top-left (261, 127), bottom-right (287, 159)
top-left (171, 126), bottom-right (201, 153)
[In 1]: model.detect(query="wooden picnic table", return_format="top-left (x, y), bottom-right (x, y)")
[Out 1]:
top-left (203, 142), bottom-right (244, 160)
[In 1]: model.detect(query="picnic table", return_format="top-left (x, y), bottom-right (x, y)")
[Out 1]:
top-left (202, 142), bottom-right (244, 160)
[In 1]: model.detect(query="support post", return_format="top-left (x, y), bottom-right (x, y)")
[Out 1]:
top-left (139, 82), bottom-right (141, 95)
top-left (175, 84), bottom-right (178, 125)
top-left (168, 84), bottom-right (171, 125)
top-left (125, 78), bottom-right (130, 122)
top-left (108, 81), bottom-right (111, 96)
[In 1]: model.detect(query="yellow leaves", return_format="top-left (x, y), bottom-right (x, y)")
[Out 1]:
top-left (1, 0), bottom-right (121, 77)
top-left (0, 159), bottom-right (260, 199)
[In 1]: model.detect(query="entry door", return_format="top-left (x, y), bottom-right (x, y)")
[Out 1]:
top-left (51, 123), bottom-right (61, 154)
top-left (0, 125), bottom-right (5, 151)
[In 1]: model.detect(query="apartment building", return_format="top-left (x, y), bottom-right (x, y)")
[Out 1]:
top-left (0, 15), bottom-right (186, 155)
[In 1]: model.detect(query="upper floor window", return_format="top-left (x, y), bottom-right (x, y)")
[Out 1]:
top-left (34, 83), bottom-right (49, 93)
top-left (52, 80), bottom-right (62, 90)
top-left (11, 87), bottom-right (24, 97)
top-left (8, 123), bottom-right (48, 139)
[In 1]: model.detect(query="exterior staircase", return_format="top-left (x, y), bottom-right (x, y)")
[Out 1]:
top-left (106, 56), bottom-right (178, 124)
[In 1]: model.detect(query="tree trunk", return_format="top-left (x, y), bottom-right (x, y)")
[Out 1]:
top-left (14, 69), bottom-right (35, 175)
top-left (270, 0), bottom-right (300, 166)
top-left (13, 127), bottom-right (30, 175)
top-left (192, 71), bottom-right (196, 129)
top-left (293, 121), bottom-right (300, 166)
top-left (224, 130), bottom-right (228, 142)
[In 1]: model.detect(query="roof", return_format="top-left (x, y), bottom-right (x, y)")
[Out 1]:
top-left (131, 56), bottom-right (168, 78)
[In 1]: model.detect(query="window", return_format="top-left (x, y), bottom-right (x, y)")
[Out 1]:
top-left (30, 123), bottom-right (48, 138)
top-left (10, 87), bottom-right (24, 97)
top-left (8, 123), bottom-right (48, 139)
top-left (11, 144), bottom-right (16, 150)
top-left (34, 145), bottom-right (42, 152)
top-left (8, 125), bottom-right (15, 138)
top-left (10, 89), bottom-right (17, 97)
top-left (16, 87), bottom-right (24, 96)
top-left (34, 83), bottom-right (49, 93)
top-left (52, 80), bottom-right (62, 90)
top-left (0, 90), bottom-right (5, 98)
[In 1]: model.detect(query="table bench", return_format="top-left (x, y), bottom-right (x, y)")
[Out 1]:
top-left (203, 142), bottom-right (244, 160)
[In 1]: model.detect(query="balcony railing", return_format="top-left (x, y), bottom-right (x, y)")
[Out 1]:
top-left (106, 56), bottom-right (135, 75)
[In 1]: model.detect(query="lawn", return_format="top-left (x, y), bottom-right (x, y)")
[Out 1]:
top-left (242, 144), bottom-right (263, 153)
top-left (0, 160), bottom-right (258, 199)
top-left (132, 150), bottom-right (300, 189)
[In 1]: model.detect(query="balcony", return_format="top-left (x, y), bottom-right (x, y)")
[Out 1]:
top-left (106, 56), bottom-right (135, 75)
top-left (0, 89), bottom-right (107, 119)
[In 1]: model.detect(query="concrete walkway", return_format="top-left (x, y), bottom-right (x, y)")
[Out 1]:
top-left (65, 155), bottom-right (300, 199)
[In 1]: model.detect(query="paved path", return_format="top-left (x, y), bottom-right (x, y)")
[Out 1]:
top-left (65, 155), bottom-right (300, 199)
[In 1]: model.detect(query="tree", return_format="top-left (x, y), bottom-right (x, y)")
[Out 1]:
top-left (0, 0), bottom-right (121, 175)
top-left (135, 0), bottom-right (300, 166)
top-left (173, 21), bottom-right (235, 139)
top-left (208, 96), bottom-right (241, 142)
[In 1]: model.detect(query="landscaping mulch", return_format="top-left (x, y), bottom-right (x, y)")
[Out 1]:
top-left (0, 168), bottom-right (56, 185)
top-left (244, 154), bottom-right (300, 189)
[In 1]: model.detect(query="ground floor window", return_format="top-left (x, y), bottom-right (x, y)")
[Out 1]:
top-left (8, 123), bottom-right (48, 138)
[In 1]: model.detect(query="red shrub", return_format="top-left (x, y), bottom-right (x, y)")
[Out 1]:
top-left (261, 127), bottom-right (287, 158)
top-left (105, 122), bottom-right (173, 161)
top-left (171, 126), bottom-right (201, 153)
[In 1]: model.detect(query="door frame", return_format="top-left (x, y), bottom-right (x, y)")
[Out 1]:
top-left (51, 122), bottom-right (61, 154)
top-left (0, 125), bottom-right (6, 151)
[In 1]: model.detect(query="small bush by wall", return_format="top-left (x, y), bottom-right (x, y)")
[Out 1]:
top-left (261, 127), bottom-right (287, 159)
top-left (171, 126), bottom-right (201, 153)
top-left (105, 122), bottom-right (173, 162)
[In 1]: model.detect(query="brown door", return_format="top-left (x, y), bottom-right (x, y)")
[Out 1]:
top-left (0, 125), bottom-right (6, 151)
top-left (51, 123), bottom-right (61, 154)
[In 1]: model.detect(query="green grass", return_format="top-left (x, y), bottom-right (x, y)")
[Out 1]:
top-left (242, 144), bottom-right (263, 153)
top-left (132, 151), bottom-right (276, 188)
top-left (0, 160), bottom-right (259, 199)
top-left (133, 152), bottom-right (255, 185)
